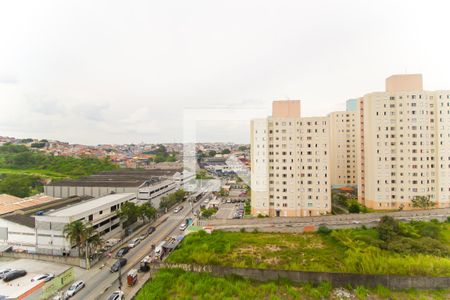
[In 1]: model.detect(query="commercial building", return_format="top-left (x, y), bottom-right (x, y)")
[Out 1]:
top-left (34, 193), bottom-right (136, 255)
top-left (0, 196), bottom-right (92, 252)
top-left (44, 169), bottom-right (179, 198)
top-left (251, 100), bottom-right (331, 217)
top-left (357, 74), bottom-right (450, 209)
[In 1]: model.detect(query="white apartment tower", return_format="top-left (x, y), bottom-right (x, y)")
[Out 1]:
top-left (357, 74), bottom-right (450, 209)
top-left (251, 100), bottom-right (331, 217)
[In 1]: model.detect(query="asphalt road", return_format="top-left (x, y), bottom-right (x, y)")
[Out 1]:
top-left (70, 194), bottom-right (207, 300)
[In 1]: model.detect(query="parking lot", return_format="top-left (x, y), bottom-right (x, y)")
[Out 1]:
top-left (214, 202), bottom-right (245, 219)
top-left (0, 258), bottom-right (72, 298)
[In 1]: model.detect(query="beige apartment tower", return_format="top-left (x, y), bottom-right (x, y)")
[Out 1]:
top-left (251, 100), bottom-right (331, 217)
top-left (357, 74), bottom-right (450, 209)
top-left (329, 110), bottom-right (357, 186)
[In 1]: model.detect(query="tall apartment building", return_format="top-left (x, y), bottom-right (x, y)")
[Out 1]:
top-left (251, 100), bottom-right (331, 217)
top-left (357, 74), bottom-right (450, 209)
top-left (329, 109), bottom-right (357, 186)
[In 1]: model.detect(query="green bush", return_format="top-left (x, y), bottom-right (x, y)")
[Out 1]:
top-left (348, 203), bottom-right (360, 213)
top-left (317, 225), bottom-right (332, 234)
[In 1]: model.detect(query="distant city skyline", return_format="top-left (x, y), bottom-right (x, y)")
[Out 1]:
top-left (1, 1), bottom-right (450, 144)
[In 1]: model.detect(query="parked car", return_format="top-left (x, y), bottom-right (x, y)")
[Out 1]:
top-left (0, 268), bottom-right (12, 279)
top-left (3, 269), bottom-right (27, 282)
top-left (110, 258), bottom-right (127, 272)
top-left (173, 206), bottom-right (183, 213)
top-left (65, 280), bottom-right (85, 298)
top-left (352, 220), bottom-right (361, 224)
top-left (116, 247), bottom-right (130, 257)
top-left (179, 223), bottom-right (187, 231)
top-left (128, 238), bottom-right (140, 248)
top-left (147, 226), bottom-right (156, 235)
top-left (107, 290), bottom-right (124, 300)
top-left (31, 273), bottom-right (55, 282)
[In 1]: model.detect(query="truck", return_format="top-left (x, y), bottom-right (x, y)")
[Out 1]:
top-left (127, 269), bottom-right (138, 286)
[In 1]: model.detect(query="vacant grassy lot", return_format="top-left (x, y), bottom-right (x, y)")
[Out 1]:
top-left (136, 268), bottom-right (450, 300)
top-left (167, 221), bottom-right (450, 277)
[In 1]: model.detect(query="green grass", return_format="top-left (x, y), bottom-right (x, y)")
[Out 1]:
top-left (0, 168), bottom-right (70, 179)
top-left (136, 268), bottom-right (450, 300)
top-left (167, 230), bottom-right (347, 272)
top-left (167, 224), bottom-right (450, 277)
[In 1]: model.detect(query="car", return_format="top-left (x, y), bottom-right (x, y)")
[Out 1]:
top-left (147, 226), bottom-right (156, 235)
top-left (226, 199), bottom-right (231, 203)
top-left (0, 268), bottom-right (12, 279)
top-left (3, 269), bottom-right (27, 282)
top-left (116, 247), bottom-right (130, 257)
top-left (352, 220), bottom-right (361, 224)
top-left (179, 223), bottom-right (187, 231)
top-left (65, 280), bottom-right (85, 298)
top-left (31, 273), bottom-right (55, 282)
top-left (110, 258), bottom-right (127, 272)
top-left (173, 206), bottom-right (183, 213)
top-left (139, 234), bottom-right (147, 241)
top-left (128, 238), bottom-right (140, 248)
top-left (107, 290), bottom-right (124, 300)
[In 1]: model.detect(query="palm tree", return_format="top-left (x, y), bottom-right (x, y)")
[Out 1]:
top-left (63, 220), bottom-right (87, 257)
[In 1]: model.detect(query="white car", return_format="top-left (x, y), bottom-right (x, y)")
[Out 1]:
top-left (173, 206), bottom-right (183, 213)
top-left (0, 268), bottom-right (12, 279)
top-left (352, 220), bottom-right (361, 224)
top-left (128, 238), bottom-right (140, 248)
top-left (31, 273), bottom-right (55, 282)
top-left (179, 223), bottom-right (188, 231)
top-left (107, 290), bottom-right (124, 300)
top-left (65, 280), bottom-right (85, 298)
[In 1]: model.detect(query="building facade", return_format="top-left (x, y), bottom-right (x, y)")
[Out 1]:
top-left (357, 74), bottom-right (450, 209)
top-left (34, 193), bottom-right (136, 255)
top-left (329, 111), bottom-right (357, 186)
top-left (251, 100), bottom-right (331, 217)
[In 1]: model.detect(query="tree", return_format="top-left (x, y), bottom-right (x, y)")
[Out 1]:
top-left (238, 146), bottom-right (248, 151)
top-left (208, 150), bottom-right (217, 157)
top-left (117, 202), bottom-right (139, 228)
top-left (377, 216), bottom-right (400, 242)
top-left (411, 195), bottom-right (435, 209)
top-left (138, 202), bottom-right (157, 223)
top-left (221, 149), bottom-right (231, 155)
top-left (63, 220), bottom-right (89, 257)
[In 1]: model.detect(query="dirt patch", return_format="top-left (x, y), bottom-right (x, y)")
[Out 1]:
top-left (265, 245), bottom-right (282, 252)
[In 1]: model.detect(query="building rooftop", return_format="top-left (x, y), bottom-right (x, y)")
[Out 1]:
top-left (0, 194), bottom-right (59, 215)
top-left (46, 169), bottom-right (181, 187)
top-left (1, 195), bottom-right (93, 228)
top-left (46, 193), bottom-right (135, 217)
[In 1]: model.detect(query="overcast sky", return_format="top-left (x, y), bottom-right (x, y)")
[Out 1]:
top-left (1, 0), bottom-right (450, 145)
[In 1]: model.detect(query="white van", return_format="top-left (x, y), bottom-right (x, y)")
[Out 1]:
top-left (154, 241), bottom-right (166, 255)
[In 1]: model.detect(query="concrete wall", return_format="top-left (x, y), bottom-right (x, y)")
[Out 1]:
top-left (154, 263), bottom-right (450, 290)
top-left (0, 251), bottom-right (87, 268)
top-left (44, 185), bottom-right (137, 198)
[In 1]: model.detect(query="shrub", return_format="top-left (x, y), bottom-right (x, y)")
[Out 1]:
top-left (377, 216), bottom-right (400, 242)
top-left (354, 286), bottom-right (369, 300)
top-left (348, 203), bottom-right (361, 213)
top-left (317, 225), bottom-right (332, 234)
top-left (240, 228), bottom-right (246, 233)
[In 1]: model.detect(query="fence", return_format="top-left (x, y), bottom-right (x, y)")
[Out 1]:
top-left (151, 263), bottom-right (450, 290)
